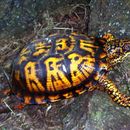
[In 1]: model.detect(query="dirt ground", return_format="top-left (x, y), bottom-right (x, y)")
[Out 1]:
top-left (0, 0), bottom-right (130, 130)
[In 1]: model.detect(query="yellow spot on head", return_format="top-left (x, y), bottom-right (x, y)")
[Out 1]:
top-left (102, 33), bottom-right (115, 42)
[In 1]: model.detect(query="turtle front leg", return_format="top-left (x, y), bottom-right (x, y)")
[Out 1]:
top-left (99, 76), bottom-right (130, 107)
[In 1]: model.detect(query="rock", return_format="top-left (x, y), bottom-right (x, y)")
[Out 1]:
top-left (89, 0), bottom-right (130, 38)
top-left (87, 0), bottom-right (130, 130)
top-left (0, 0), bottom-right (91, 39)
top-left (1, 0), bottom-right (130, 130)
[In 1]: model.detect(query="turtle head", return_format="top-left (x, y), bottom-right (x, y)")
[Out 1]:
top-left (105, 38), bottom-right (130, 65)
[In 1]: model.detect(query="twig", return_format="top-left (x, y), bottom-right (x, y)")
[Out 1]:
top-left (3, 98), bottom-right (15, 115)
top-left (53, 27), bottom-right (74, 31)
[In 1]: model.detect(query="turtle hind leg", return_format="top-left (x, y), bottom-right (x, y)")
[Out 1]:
top-left (99, 76), bottom-right (130, 107)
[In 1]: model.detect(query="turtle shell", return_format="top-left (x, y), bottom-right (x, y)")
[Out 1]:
top-left (12, 33), bottom-right (108, 104)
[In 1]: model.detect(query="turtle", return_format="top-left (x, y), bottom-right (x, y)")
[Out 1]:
top-left (11, 32), bottom-right (130, 107)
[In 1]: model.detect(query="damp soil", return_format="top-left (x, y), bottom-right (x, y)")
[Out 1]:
top-left (0, 0), bottom-right (130, 130)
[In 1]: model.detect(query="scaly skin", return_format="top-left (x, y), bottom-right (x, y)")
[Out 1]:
top-left (99, 76), bottom-right (130, 107)
top-left (98, 34), bottom-right (130, 107)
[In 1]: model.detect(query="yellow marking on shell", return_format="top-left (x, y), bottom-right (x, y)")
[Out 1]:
top-left (63, 92), bottom-right (73, 98)
top-left (56, 38), bottom-right (75, 53)
top-left (18, 48), bottom-right (30, 64)
top-left (79, 39), bottom-right (98, 56)
top-left (69, 35), bottom-right (76, 51)
top-left (20, 48), bottom-right (30, 55)
top-left (94, 73), bottom-right (99, 81)
top-left (80, 39), bottom-right (96, 46)
top-left (48, 95), bottom-right (60, 102)
top-left (35, 42), bottom-right (45, 49)
top-left (69, 35), bottom-right (76, 42)
top-left (24, 62), bottom-right (45, 93)
top-left (94, 62), bottom-right (108, 81)
top-left (68, 53), bottom-right (86, 86)
top-left (35, 42), bottom-right (51, 50)
top-left (18, 56), bottom-right (28, 64)
top-left (56, 38), bottom-right (69, 50)
top-left (81, 57), bottom-right (95, 74)
top-left (44, 57), bottom-right (71, 92)
top-left (33, 49), bottom-right (46, 56)
top-left (24, 95), bottom-right (31, 104)
top-left (35, 96), bottom-right (45, 104)
top-left (33, 42), bottom-right (50, 56)
top-left (68, 53), bottom-right (95, 86)
top-left (100, 52), bottom-right (107, 59)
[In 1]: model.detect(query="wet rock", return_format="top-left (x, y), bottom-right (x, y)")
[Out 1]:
top-left (1, 0), bottom-right (130, 130)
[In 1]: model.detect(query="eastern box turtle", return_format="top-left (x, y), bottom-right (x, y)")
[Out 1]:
top-left (12, 33), bottom-right (130, 107)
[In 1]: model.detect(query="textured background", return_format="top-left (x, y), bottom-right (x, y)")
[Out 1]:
top-left (0, 0), bottom-right (130, 130)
